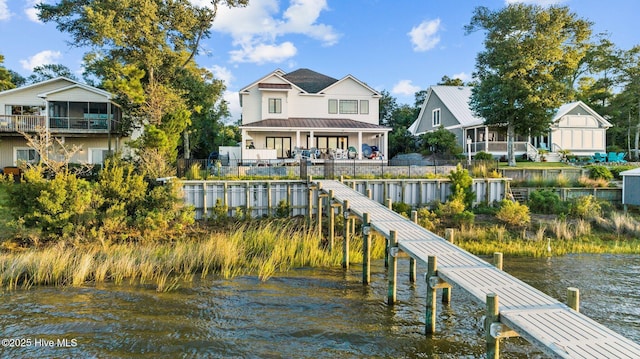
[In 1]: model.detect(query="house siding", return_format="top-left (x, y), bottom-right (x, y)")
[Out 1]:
top-left (551, 104), bottom-right (607, 154)
top-left (415, 93), bottom-right (460, 134)
top-left (623, 176), bottom-right (640, 205)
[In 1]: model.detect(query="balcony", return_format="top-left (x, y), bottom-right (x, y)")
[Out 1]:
top-left (0, 115), bottom-right (116, 134)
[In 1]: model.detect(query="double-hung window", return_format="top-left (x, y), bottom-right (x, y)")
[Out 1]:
top-left (432, 108), bottom-right (441, 127)
top-left (268, 98), bottom-right (282, 114)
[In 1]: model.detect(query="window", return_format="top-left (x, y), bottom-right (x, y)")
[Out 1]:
top-left (359, 100), bottom-right (369, 114)
top-left (89, 148), bottom-right (111, 165)
top-left (328, 99), bottom-right (338, 114)
top-left (266, 137), bottom-right (292, 158)
top-left (432, 108), bottom-right (441, 127)
top-left (339, 100), bottom-right (358, 114)
top-left (268, 98), bottom-right (282, 114)
top-left (14, 147), bottom-right (39, 165)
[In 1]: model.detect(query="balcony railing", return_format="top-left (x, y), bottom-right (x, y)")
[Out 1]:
top-left (468, 141), bottom-right (529, 153)
top-left (0, 115), bottom-right (114, 133)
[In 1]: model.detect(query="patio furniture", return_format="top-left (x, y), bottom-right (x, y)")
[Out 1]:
top-left (608, 152), bottom-right (619, 163)
top-left (591, 152), bottom-right (607, 163)
top-left (617, 152), bottom-right (627, 163)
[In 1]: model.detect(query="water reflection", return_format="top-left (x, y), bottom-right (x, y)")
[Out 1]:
top-left (0, 255), bottom-right (638, 358)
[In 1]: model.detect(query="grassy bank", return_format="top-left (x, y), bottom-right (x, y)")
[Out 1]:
top-left (0, 219), bottom-right (385, 292)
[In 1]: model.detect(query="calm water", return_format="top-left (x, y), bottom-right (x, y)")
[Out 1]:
top-left (1, 254), bottom-right (639, 358)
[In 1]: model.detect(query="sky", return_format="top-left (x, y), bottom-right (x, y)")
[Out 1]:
top-left (1, 0), bottom-right (640, 122)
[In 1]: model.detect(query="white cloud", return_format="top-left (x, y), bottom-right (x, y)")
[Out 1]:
top-left (392, 80), bottom-right (421, 96)
top-left (212, 0), bottom-right (339, 64)
top-left (209, 65), bottom-right (234, 87)
top-left (19, 50), bottom-right (62, 71)
top-left (230, 41), bottom-right (297, 64)
top-left (505, 0), bottom-right (565, 5)
top-left (224, 90), bottom-right (242, 123)
top-left (452, 72), bottom-right (471, 82)
top-left (24, 0), bottom-right (41, 22)
top-left (0, 0), bottom-right (12, 21)
top-left (408, 19), bottom-right (441, 52)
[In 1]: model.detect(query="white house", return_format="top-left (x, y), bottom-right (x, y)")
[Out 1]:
top-left (0, 77), bottom-right (127, 169)
top-left (409, 86), bottom-right (612, 161)
top-left (238, 68), bottom-right (391, 161)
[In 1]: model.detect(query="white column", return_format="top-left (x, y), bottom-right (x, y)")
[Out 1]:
top-left (358, 131), bottom-right (363, 159)
top-left (484, 126), bottom-right (489, 152)
top-left (296, 130), bottom-right (301, 149)
top-left (309, 130), bottom-right (314, 149)
top-left (241, 129), bottom-right (247, 160)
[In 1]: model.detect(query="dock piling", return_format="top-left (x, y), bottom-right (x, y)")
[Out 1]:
top-left (486, 293), bottom-right (500, 359)
top-left (387, 230), bottom-right (398, 305)
top-left (426, 255), bottom-right (438, 334)
top-left (568, 287), bottom-right (580, 312)
top-left (362, 212), bottom-right (371, 285)
top-left (342, 200), bottom-right (350, 269)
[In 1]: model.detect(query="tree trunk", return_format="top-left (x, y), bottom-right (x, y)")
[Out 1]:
top-left (507, 124), bottom-right (516, 167)
top-left (183, 130), bottom-right (191, 160)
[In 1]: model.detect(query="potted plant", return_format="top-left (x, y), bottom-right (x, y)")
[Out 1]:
top-left (538, 149), bottom-right (549, 162)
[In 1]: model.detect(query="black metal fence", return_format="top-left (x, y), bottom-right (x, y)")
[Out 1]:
top-left (176, 157), bottom-right (498, 179)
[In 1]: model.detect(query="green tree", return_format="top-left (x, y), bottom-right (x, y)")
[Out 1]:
top-left (26, 64), bottom-right (78, 84)
top-left (37, 0), bottom-right (248, 160)
top-left (437, 75), bottom-right (465, 86)
top-left (420, 126), bottom-right (461, 158)
top-left (465, 4), bottom-right (591, 166)
top-left (0, 55), bottom-right (15, 91)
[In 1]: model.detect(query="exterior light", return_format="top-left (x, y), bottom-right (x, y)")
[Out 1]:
top-left (343, 210), bottom-right (350, 219)
top-left (363, 225), bottom-right (371, 235)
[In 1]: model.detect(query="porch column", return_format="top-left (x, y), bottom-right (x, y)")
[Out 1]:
top-left (309, 130), bottom-right (314, 149)
top-left (484, 127), bottom-right (489, 153)
top-left (358, 131), bottom-right (363, 159)
top-left (382, 133), bottom-right (388, 159)
top-left (241, 129), bottom-right (248, 160)
top-left (296, 130), bottom-right (301, 149)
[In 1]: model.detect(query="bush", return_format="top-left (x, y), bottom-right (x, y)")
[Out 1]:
top-left (448, 164), bottom-right (475, 209)
top-left (528, 189), bottom-right (567, 215)
top-left (275, 200), bottom-right (291, 218)
top-left (609, 165), bottom-right (637, 180)
top-left (496, 200), bottom-right (530, 227)
top-left (474, 151), bottom-right (494, 160)
top-left (392, 202), bottom-right (412, 217)
top-left (569, 195), bottom-right (602, 220)
top-left (416, 207), bottom-right (440, 231)
top-left (587, 165), bottom-right (613, 181)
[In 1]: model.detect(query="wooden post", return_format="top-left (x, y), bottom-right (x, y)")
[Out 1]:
top-left (342, 200), bottom-right (350, 269)
top-left (445, 228), bottom-right (455, 244)
top-left (442, 228), bottom-right (454, 304)
top-left (329, 190), bottom-right (335, 250)
top-left (493, 252), bottom-right (503, 270)
top-left (340, 175), bottom-right (344, 183)
top-left (386, 198), bottom-right (392, 209)
top-left (245, 182), bottom-right (251, 219)
top-left (317, 194), bottom-right (323, 237)
top-left (202, 182), bottom-right (208, 218)
top-left (426, 255), bottom-right (438, 334)
top-left (409, 210), bottom-right (418, 283)
top-left (366, 188), bottom-right (372, 199)
top-left (363, 212), bottom-right (371, 285)
top-left (384, 197), bottom-right (392, 268)
top-left (307, 183), bottom-right (314, 228)
top-left (267, 182), bottom-right (272, 217)
top-left (567, 287), bottom-right (580, 312)
top-left (387, 230), bottom-right (398, 305)
top-left (486, 293), bottom-right (500, 359)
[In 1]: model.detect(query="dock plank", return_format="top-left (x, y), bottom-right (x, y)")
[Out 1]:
top-left (315, 179), bottom-right (640, 359)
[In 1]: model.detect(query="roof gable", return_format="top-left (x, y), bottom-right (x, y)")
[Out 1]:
top-left (0, 77), bottom-right (78, 97)
top-left (322, 74), bottom-right (380, 96)
top-left (552, 101), bottom-right (612, 128)
top-left (430, 86), bottom-right (483, 127)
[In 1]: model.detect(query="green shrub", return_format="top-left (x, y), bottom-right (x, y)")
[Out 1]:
top-left (587, 165), bottom-right (613, 181)
top-left (448, 164), bottom-right (475, 209)
top-left (496, 200), bottom-right (530, 227)
top-left (275, 200), bottom-right (291, 218)
top-left (528, 189), bottom-right (567, 214)
top-left (474, 151), bottom-right (494, 160)
top-left (392, 202), bottom-right (412, 217)
top-left (416, 207), bottom-right (440, 231)
top-left (569, 195), bottom-right (602, 220)
top-left (609, 165), bottom-right (637, 180)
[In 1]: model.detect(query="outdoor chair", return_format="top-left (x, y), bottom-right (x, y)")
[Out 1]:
top-left (608, 152), bottom-right (618, 163)
top-left (617, 152), bottom-right (627, 163)
top-left (592, 152), bottom-right (607, 163)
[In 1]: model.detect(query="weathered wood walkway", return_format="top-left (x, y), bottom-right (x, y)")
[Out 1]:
top-left (315, 179), bottom-right (640, 359)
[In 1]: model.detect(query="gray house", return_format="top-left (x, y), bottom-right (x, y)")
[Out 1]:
top-left (408, 86), bottom-right (612, 161)
top-left (620, 167), bottom-right (640, 206)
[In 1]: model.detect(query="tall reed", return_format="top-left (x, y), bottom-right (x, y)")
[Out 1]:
top-left (0, 219), bottom-right (385, 291)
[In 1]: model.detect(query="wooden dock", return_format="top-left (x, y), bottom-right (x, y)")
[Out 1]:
top-left (314, 179), bottom-right (640, 359)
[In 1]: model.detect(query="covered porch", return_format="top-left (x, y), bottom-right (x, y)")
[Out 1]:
top-left (463, 125), bottom-right (550, 161)
top-left (239, 118), bottom-right (391, 162)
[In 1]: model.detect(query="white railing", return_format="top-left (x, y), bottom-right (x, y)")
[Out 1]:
top-left (526, 143), bottom-right (539, 161)
top-left (0, 115), bottom-right (46, 132)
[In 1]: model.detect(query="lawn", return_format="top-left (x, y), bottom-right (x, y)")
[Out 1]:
top-left (498, 161), bottom-right (575, 169)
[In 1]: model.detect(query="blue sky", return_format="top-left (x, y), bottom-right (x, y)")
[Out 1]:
top-left (1, 0), bottom-right (639, 122)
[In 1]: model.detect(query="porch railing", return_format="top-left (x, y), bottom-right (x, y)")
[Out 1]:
top-left (469, 141), bottom-right (530, 153)
top-left (0, 115), bottom-right (113, 133)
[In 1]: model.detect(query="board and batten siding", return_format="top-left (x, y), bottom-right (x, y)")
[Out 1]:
top-left (621, 168), bottom-right (640, 206)
top-left (181, 179), bottom-right (508, 219)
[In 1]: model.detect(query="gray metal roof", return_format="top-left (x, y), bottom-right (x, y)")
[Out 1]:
top-left (241, 118), bottom-right (390, 130)
top-left (431, 86), bottom-right (483, 127)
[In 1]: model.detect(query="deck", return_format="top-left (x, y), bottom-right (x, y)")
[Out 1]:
top-left (315, 179), bottom-right (640, 359)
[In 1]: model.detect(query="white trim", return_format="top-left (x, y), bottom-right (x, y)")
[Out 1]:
top-left (13, 146), bottom-right (38, 166)
top-left (432, 108), bottom-right (441, 127)
top-left (88, 147), bottom-right (109, 164)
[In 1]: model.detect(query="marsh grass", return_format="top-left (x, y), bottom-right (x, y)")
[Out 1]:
top-left (0, 219), bottom-right (385, 291)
